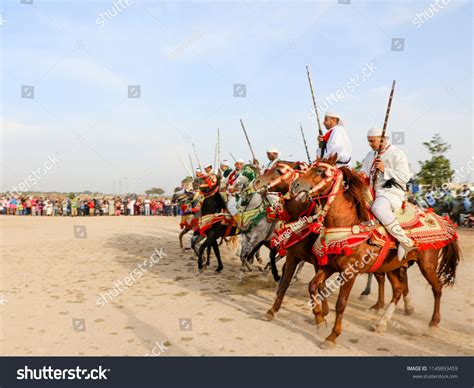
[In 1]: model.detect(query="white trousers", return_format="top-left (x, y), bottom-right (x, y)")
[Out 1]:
top-left (371, 196), bottom-right (398, 226)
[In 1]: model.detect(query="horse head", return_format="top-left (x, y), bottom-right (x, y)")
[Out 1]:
top-left (254, 161), bottom-right (302, 193)
top-left (290, 154), bottom-right (340, 201)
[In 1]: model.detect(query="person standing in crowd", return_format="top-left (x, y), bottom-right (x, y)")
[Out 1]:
top-left (144, 197), bottom-right (151, 216)
top-left (71, 197), bottom-right (78, 217)
top-left (88, 199), bottom-right (95, 216)
top-left (109, 199), bottom-right (115, 216)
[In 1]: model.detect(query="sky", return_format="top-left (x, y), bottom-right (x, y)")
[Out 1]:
top-left (1, 0), bottom-right (472, 194)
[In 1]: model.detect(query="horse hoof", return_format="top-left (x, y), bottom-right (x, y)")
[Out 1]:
top-left (273, 275), bottom-right (281, 283)
top-left (404, 306), bottom-right (415, 316)
top-left (370, 323), bottom-right (387, 333)
top-left (359, 294), bottom-right (369, 301)
top-left (319, 340), bottom-right (336, 350)
top-left (370, 305), bottom-right (383, 314)
top-left (262, 311), bottom-right (275, 321)
top-left (316, 320), bottom-right (327, 331)
top-left (215, 267), bottom-right (223, 273)
top-left (428, 324), bottom-right (439, 332)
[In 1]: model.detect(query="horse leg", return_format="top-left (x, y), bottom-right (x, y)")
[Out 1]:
top-left (359, 273), bottom-right (373, 300)
top-left (206, 242), bottom-right (212, 266)
top-left (321, 273), bottom-right (357, 349)
top-left (400, 266), bottom-right (415, 315)
top-left (371, 269), bottom-right (404, 333)
top-left (417, 251), bottom-right (442, 329)
top-left (269, 247), bottom-right (280, 282)
top-left (308, 267), bottom-right (335, 327)
top-left (264, 254), bottom-right (299, 321)
top-left (179, 229), bottom-right (187, 251)
top-left (293, 261), bottom-right (305, 282)
top-left (197, 239), bottom-right (208, 271)
top-left (212, 239), bottom-right (224, 272)
top-left (369, 273), bottom-right (385, 311)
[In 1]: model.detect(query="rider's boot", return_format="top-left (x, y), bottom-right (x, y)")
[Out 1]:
top-left (384, 219), bottom-right (417, 261)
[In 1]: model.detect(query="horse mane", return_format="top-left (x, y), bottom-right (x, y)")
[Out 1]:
top-left (339, 166), bottom-right (370, 222)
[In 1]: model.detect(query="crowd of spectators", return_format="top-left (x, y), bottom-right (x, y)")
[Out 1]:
top-left (0, 195), bottom-right (181, 216)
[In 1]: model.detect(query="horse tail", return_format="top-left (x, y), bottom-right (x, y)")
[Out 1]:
top-left (437, 240), bottom-right (461, 287)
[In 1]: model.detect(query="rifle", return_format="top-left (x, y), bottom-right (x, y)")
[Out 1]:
top-left (373, 80), bottom-right (396, 190)
top-left (306, 65), bottom-right (324, 158)
top-left (300, 123), bottom-right (311, 163)
top-left (240, 119), bottom-right (257, 162)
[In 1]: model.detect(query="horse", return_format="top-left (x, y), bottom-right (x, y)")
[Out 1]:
top-left (172, 189), bottom-right (199, 251)
top-left (253, 161), bottom-right (325, 318)
top-left (237, 189), bottom-right (282, 281)
top-left (291, 155), bottom-right (461, 349)
top-left (193, 175), bottom-right (239, 272)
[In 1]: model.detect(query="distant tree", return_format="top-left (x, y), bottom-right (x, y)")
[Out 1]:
top-left (417, 134), bottom-right (453, 187)
top-left (68, 192), bottom-right (75, 199)
top-left (145, 187), bottom-right (165, 195)
top-left (354, 161), bottom-right (363, 172)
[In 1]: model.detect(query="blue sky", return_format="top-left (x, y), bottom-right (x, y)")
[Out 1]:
top-left (1, 0), bottom-right (472, 194)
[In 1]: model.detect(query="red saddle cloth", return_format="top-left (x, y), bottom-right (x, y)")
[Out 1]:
top-left (313, 204), bottom-right (458, 271)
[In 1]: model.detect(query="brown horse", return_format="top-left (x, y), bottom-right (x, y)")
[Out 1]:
top-left (291, 155), bottom-right (461, 349)
top-left (254, 161), bottom-right (411, 320)
top-left (254, 161), bottom-right (326, 320)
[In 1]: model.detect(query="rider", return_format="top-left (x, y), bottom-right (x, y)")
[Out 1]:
top-left (219, 160), bottom-right (233, 179)
top-left (226, 159), bottom-right (256, 225)
top-left (317, 111), bottom-right (352, 167)
top-left (361, 128), bottom-right (416, 260)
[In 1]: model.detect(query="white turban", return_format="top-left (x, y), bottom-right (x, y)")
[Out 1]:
top-left (267, 148), bottom-right (279, 153)
top-left (204, 163), bottom-right (213, 169)
top-left (367, 128), bottom-right (390, 138)
top-left (325, 111), bottom-right (345, 126)
top-left (236, 159), bottom-right (245, 164)
top-left (220, 160), bottom-right (230, 166)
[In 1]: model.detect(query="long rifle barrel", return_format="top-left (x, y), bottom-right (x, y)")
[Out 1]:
top-left (240, 119), bottom-right (257, 161)
top-left (373, 80), bottom-right (396, 189)
top-left (305, 65), bottom-right (325, 157)
top-left (300, 123), bottom-right (312, 164)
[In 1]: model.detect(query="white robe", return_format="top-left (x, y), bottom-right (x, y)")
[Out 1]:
top-left (316, 125), bottom-right (352, 166)
top-left (361, 144), bottom-right (412, 209)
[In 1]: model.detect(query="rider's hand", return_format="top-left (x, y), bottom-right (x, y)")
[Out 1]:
top-left (318, 135), bottom-right (324, 143)
top-left (374, 158), bottom-right (385, 173)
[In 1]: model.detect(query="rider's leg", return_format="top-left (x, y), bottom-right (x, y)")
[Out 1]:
top-left (227, 194), bottom-right (241, 224)
top-left (372, 196), bottom-right (416, 260)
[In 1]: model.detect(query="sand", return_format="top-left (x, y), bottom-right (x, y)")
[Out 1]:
top-left (0, 216), bottom-right (472, 356)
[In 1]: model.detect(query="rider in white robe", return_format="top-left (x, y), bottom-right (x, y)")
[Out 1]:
top-left (361, 128), bottom-right (416, 260)
top-left (316, 111), bottom-right (352, 167)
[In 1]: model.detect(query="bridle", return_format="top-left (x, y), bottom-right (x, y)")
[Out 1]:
top-left (260, 162), bottom-right (308, 191)
top-left (300, 161), bottom-right (345, 225)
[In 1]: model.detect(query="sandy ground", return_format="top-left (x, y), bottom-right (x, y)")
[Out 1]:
top-left (0, 216), bottom-right (472, 356)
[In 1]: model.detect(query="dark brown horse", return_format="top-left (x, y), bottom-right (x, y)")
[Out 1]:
top-left (291, 155), bottom-right (461, 349)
